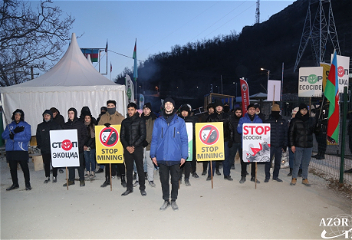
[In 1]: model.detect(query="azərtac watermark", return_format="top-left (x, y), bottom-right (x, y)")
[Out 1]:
top-left (320, 215), bottom-right (352, 239)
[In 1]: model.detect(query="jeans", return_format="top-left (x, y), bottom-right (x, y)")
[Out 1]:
top-left (84, 149), bottom-right (96, 172)
top-left (136, 149), bottom-right (154, 182)
top-left (292, 147), bottom-right (312, 179)
top-left (69, 152), bottom-right (85, 181)
top-left (42, 153), bottom-right (57, 177)
top-left (229, 143), bottom-right (242, 166)
top-left (289, 149), bottom-right (302, 170)
top-left (159, 163), bottom-right (180, 201)
top-left (208, 141), bottom-right (230, 177)
top-left (124, 146), bottom-right (145, 191)
top-left (265, 146), bottom-right (282, 179)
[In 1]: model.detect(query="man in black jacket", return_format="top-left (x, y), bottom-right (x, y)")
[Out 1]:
top-left (229, 107), bottom-right (243, 170)
top-left (264, 104), bottom-right (287, 183)
top-left (50, 107), bottom-right (65, 128)
top-left (120, 102), bottom-right (147, 196)
top-left (206, 100), bottom-right (234, 181)
top-left (36, 110), bottom-right (61, 183)
top-left (63, 108), bottom-right (88, 187)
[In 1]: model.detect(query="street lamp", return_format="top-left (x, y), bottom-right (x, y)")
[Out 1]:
top-left (261, 68), bottom-right (270, 80)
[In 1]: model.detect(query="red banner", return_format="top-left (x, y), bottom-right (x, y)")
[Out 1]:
top-left (240, 78), bottom-right (250, 114)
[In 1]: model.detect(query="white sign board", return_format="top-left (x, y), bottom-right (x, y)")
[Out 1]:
top-left (242, 124), bottom-right (271, 162)
top-left (186, 122), bottom-right (193, 161)
top-left (298, 67), bottom-right (323, 97)
top-left (331, 54), bottom-right (350, 93)
top-left (267, 80), bottom-right (281, 101)
top-left (50, 129), bottom-right (80, 167)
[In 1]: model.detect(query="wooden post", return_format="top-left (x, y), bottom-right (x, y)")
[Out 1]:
top-left (66, 166), bottom-right (68, 190)
top-left (255, 162), bottom-right (257, 189)
top-left (210, 160), bottom-right (213, 189)
top-left (109, 163), bottom-right (112, 191)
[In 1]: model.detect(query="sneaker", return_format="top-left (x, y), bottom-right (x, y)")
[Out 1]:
top-left (192, 172), bottom-right (199, 178)
top-left (239, 177), bottom-right (246, 184)
top-left (80, 180), bottom-right (85, 187)
top-left (133, 181), bottom-right (139, 187)
top-left (171, 201), bottom-right (178, 211)
top-left (264, 178), bottom-right (269, 183)
top-left (140, 189), bottom-right (147, 196)
top-left (201, 170), bottom-right (206, 176)
top-left (95, 168), bottom-right (104, 173)
top-left (44, 177), bottom-right (50, 184)
top-left (52, 177), bottom-right (57, 183)
top-left (206, 176), bottom-right (211, 181)
top-left (149, 181), bottom-right (156, 187)
top-left (160, 200), bottom-right (170, 211)
top-left (224, 176), bottom-right (233, 181)
top-left (273, 178), bottom-right (283, 182)
top-left (302, 179), bottom-right (311, 186)
top-left (90, 172), bottom-right (95, 178)
top-left (63, 180), bottom-right (75, 187)
top-left (185, 179), bottom-right (191, 186)
top-left (290, 178), bottom-right (297, 186)
top-left (216, 170), bottom-right (221, 176)
top-left (250, 177), bottom-right (260, 183)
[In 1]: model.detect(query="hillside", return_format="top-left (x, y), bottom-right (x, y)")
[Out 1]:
top-left (115, 0), bottom-right (352, 108)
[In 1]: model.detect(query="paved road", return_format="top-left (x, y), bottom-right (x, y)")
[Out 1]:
top-left (1, 158), bottom-right (350, 239)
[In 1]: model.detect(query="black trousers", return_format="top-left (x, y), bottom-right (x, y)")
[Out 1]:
top-left (7, 151), bottom-right (30, 186)
top-left (105, 163), bottom-right (125, 180)
top-left (42, 153), bottom-right (57, 178)
top-left (315, 132), bottom-right (327, 154)
top-left (180, 161), bottom-right (191, 179)
top-left (68, 152), bottom-right (84, 181)
top-left (190, 155), bottom-right (197, 173)
top-left (159, 163), bottom-right (180, 201)
top-left (202, 161), bottom-right (219, 171)
top-left (241, 160), bottom-right (256, 177)
top-left (124, 146), bottom-right (145, 191)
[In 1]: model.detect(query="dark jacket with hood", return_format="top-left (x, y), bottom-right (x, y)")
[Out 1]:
top-left (289, 111), bottom-right (316, 148)
top-left (36, 110), bottom-right (61, 154)
top-left (63, 108), bottom-right (89, 152)
top-left (141, 112), bottom-right (157, 150)
top-left (79, 106), bottom-right (97, 125)
top-left (2, 109), bottom-right (31, 152)
top-left (120, 112), bottom-right (146, 148)
top-left (83, 113), bottom-right (96, 149)
top-left (264, 113), bottom-right (288, 148)
top-left (51, 108), bottom-right (65, 128)
top-left (230, 108), bottom-right (242, 144)
top-left (207, 111), bottom-right (234, 143)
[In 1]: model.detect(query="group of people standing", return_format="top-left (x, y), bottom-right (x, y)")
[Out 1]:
top-left (1, 96), bottom-right (323, 210)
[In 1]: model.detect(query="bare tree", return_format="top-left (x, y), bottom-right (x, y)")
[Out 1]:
top-left (0, 0), bottom-right (75, 86)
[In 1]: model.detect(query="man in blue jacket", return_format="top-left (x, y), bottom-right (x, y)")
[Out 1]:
top-left (2, 109), bottom-right (32, 191)
top-left (237, 104), bottom-right (262, 184)
top-left (150, 97), bottom-right (188, 211)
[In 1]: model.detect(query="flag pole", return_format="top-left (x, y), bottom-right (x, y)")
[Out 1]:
top-left (339, 86), bottom-right (348, 185)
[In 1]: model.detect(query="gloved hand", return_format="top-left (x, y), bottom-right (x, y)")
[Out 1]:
top-left (228, 140), bottom-right (233, 148)
top-left (104, 123), bottom-right (111, 127)
top-left (282, 147), bottom-right (287, 152)
top-left (13, 126), bottom-right (24, 133)
top-left (9, 132), bottom-right (14, 140)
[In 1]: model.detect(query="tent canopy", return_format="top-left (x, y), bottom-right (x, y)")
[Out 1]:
top-left (1, 33), bottom-right (126, 135)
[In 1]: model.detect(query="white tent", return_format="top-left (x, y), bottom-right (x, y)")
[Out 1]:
top-left (1, 33), bottom-right (127, 135)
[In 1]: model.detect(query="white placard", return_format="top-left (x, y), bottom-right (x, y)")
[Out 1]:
top-left (267, 80), bottom-right (281, 101)
top-left (242, 123), bottom-right (271, 162)
top-left (331, 54), bottom-right (350, 93)
top-left (298, 67), bottom-right (323, 97)
top-left (186, 122), bottom-right (193, 161)
top-left (50, 129), bottom-right (80, 167)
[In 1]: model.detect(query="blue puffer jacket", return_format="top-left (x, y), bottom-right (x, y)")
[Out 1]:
top-left (150, 113), bottom-right (188, 166)
top-left (2, 121), bottom-right (31, 151)
top-left (237, 113), bottom-right (262, 146)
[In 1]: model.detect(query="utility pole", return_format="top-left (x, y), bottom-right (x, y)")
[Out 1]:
top-left (255, 0), bottom-right (260, 24)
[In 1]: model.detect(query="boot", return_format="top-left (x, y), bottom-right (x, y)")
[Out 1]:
top-left (302, 178), bottom-right (311, 186)
top-left (290, 178), bottom-right (297, 186)
top-left (287, 168), bottom-right (292, 176)
top-left (298, 169), bottom-right (302, 177)
top-left (100, 178), bottom-right (110, 187)
top-left (201, 170), bottom-right (206, 175)
top-left (185, 178), bottom-right (191, 186)
top-left (121, 175), bottom-right (127, 188)
top-left (216, 169), bottom-right (221, 176)
top-left (63, 180), bottom-right (75, 187)
top-left (315, 153), bottom-right (325, 160)
top-left (239, 176), bottom-right (246, 184)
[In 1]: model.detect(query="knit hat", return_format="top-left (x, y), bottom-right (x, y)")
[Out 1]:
top-left (180, 104), bottom-right (190, 113)
top-left (143, 102), bottom-right (152, 110)
top-left (292, 107), bottom-right (299, 115)
top-left (214, 99), bottom-right (223, 108)
top-left (164, 97), bottom-right (175, 107)
top-left (42, 109), bottom-right (53, 117)
top-left (271, 104), bottom-right (280, 112)
top-left (107, 100), bottom-right (116, 106)
top-left (299, 103), bottom-right (308, 111)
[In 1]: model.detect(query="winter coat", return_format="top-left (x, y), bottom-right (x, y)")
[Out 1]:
top-left (207, 111), bottom-right (233, 142)
top-left (231, 114), bottom-right (242, 144)
top-left (237, 113), bottom-right (263, 146)
top-left (36, 113), bottom-right (61, 154)
top-left (84, 124), bottom-right (96, 149)
top-left (264, 114), bottom-right (288, 148)
top-left (120, 112), bottom-right (146, 148)
top-left (2, 121), bottom-right (31, 152)
top-left (63, 111), bottom-right (89, 153)
top-left (97, 111), bottom-right (125, 125)
top-left (288, 113), bottom-right (315, 148)
top-left (150, 113), bottom-right (188, 166)
top-left (141, 112), bottom-right (157, 150)
top-left (53, 112), bottom-right (65, 128)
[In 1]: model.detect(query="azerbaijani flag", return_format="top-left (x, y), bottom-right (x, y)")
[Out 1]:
top-left (325, 51), bottom-right (339, 143)
top-left (133, 40), bottom-right (138, 81)
top-left (81, 48), bottom-right (99, 62)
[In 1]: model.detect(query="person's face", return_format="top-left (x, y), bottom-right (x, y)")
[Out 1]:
top-left (248, 107), bottom-right (256, 116)
top-left (128, 107), bottom-right (137, 117)
top-left (300, 108), bottom-right (308, 116)
top-left (164, 102), bottom-right (174, 113)
top-left (255, 107), bottom-right (260, 114)
top-left (143, 107), bottom-right (151, 116)
top-left (181, 111), bottom-right (188, 117)
top-left (52, 112), bottom-right (57, 118)
top-left (235, 110), bottom-right (242, 118)
top-left (14, 113), bottom-right (21, 122)
top-left (44, 114), bottom-right (51, 121)
top-left (85, 115), bottom-right (91, 123)
top-left (68, 111), bottom-right (75, 120)
top-left (216, 106), bottom-right (223, 113)
top-left (208, 107), bottom-right (214, 114)
top-left (107, 103), bottom-right (115, 108)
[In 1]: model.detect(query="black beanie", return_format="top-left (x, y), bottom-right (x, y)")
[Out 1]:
top-left (164, 97), bottom-right (175, 107)
top-left (299, 103), bottom-right (308, 111)
top-left (143, 102), bottom-right (152, 110)
top-left (215, 99), bottom-right (223, 108)
top-left (107, 100), bottom-right (116, 106)
top-left (180, 104), bottom-right (190, 113)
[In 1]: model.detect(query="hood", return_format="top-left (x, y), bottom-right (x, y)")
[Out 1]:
top-left (68, 107), bottom-right (78, 121)
top-left (11, 109), bottom-right (25, 122)
top-left (42, 109), bottom-right (53, 122)
top-left (80, 106), bottom-right (91, 118)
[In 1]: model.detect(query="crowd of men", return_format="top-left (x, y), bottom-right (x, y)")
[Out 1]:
top-left (2, 97), bottom-right (351, 211)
